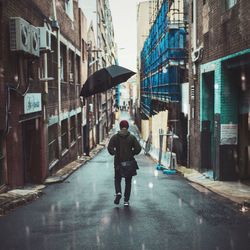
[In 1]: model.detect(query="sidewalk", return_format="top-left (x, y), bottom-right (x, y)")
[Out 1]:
top-left (0, 140), bottom-right (109, 216)
top-left (143, 142), bottom-right (250, 210)
top-left (175, 165), bottom-right (250, 208)
top-left (132, 117), bottom-right (250, 210)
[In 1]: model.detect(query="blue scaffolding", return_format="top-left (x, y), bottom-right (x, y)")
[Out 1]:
top-left (140, 0), bottom-right (187, 117)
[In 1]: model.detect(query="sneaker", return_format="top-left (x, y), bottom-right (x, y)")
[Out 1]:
top-left (124, 201), bottom-right (129, 207)
top-left (114, 193), bottom-right (122, 205)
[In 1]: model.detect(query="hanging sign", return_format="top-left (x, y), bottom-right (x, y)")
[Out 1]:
top-left (220, 124), bottom-right (238, 145)
top-left (24, 93), bottom-right (42, 114)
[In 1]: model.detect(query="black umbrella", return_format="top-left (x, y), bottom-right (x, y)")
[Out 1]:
top-left (80, 65), bottom-right (135, 97)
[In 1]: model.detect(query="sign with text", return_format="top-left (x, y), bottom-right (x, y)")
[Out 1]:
top-left (24, 93), bottom-right (42, 114)
top-left (220, 124), bottom-right (238, 145)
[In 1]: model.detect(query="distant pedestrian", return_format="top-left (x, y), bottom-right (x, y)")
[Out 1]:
top-left (107, 120), bottom-right (141, 206)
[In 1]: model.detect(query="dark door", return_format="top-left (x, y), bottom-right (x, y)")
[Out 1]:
top-left (238, 67), bottom-right (250, 179)
top-left (201, 72), bottom-right (215, 173)
top-left (23, 119), bottom-right (41, 183)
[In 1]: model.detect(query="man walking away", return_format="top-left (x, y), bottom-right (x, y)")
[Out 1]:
top-left (107, 120), bottom-right (141, 206)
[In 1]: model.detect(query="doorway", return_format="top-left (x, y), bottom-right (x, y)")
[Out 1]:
top-left (235, 66), bottom-right (250, 179)
top-left (201, 72), bottom-right (215, 173)
top-left (22, 118), bottom-right (41, 183)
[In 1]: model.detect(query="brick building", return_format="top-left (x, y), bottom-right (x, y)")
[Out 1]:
top-left (79, 0), bottom-right (117, 149)
top-left (189, 0), bottom-right (250, 180)
top-left (0, 0), bottom-right (88, 189)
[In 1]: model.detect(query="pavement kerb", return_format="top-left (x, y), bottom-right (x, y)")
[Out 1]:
top-left (176, 166), bottom-right (250, 207)
top-left (45, 142), bottom-right (108, 184)
top-left (0, 139), bottom-right (109, 216)
top-left (139, 140), bottom-right (250, 208)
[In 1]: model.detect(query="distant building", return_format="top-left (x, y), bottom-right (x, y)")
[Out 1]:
top-left (79, 0), bottom-right (117, 144)
top-left (139, 0), bottom-right (188, 165)
top-left (136, 1), bottom-right (151, 130)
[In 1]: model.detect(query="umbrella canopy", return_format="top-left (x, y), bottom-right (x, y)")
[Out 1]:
top-left (80, 65), bottom-right (135, 97)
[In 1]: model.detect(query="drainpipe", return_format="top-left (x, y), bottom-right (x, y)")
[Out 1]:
top-left (52, 0), bottom-right (62, 153)
top-left (187, 0), bottom-right (198, 168)
top-left (192, 0), bottom-right (197, 75)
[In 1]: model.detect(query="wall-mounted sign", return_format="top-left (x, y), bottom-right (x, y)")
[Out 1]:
top-left (24, 93), bottom-right (42, 114)
top-left (220, 124), bottom-right (238, 145)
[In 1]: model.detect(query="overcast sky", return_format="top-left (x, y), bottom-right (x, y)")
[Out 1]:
top-left (79, 0), bottom-right (145, 71)
top-left (109, 0), bottom-right (144, 71)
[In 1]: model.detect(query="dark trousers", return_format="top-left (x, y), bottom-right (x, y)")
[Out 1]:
top-left (114, 169), bottom-right (132, 202)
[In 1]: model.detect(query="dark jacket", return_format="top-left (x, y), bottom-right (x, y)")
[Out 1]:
top-left (107, 129), bottom-right (141, 167)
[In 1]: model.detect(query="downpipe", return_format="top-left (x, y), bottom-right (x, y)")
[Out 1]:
top-left (52, 0), bottom-right (62, 153)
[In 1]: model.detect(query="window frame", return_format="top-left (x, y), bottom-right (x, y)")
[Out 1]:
top-left (70, 116), bottom-right (76, 144)
top-left (48, 124), bottom-right (59, 165)
top-left (224, 0), bottom-right (237, 10)
top-left (61, 119), bottom-right (69, 152)
top-left (65, 0), bottom-right (74, 20)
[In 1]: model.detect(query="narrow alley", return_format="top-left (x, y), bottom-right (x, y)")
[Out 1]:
top-left (0, 117), bottom-right (249, 250)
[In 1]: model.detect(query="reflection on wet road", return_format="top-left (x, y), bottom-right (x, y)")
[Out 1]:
top-left (0, 148), bottom-right (249, 250)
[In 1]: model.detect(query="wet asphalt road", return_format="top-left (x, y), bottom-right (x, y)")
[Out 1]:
top-left (0, 118), bottom-right (250, 249)
top-left (0, 149), bottom-right (250, 250)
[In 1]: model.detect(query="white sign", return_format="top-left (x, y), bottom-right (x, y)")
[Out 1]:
top-left (24, 93), bottom-right (42, 114)
top-left (220, 124), bottom-right (238, 145)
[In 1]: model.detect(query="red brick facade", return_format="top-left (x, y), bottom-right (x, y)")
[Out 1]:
top-left (0, 0), bottom-right (85, 188)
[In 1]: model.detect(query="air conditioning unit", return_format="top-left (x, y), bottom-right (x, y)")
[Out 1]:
top-left (38, 26), bottom-right (51, 51)
top-left (9, 17), bottom-right (30, 53)
top-left (30, 25), bottom-right (40, 57)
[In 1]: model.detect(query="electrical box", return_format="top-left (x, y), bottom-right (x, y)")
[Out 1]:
top-left (38, 26), bottom-right (51, 51)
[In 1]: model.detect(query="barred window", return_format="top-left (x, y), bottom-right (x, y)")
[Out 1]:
top-left (70, 116), bottom-right (76, 143)
top-left (60, 43), bottom-right (67, 81)
top-left (48, 124), bottom-right (58, 165)
top-left (77, 113), bottom-right (82, 136)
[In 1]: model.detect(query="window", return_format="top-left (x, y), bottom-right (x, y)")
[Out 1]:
top-left (82, 39), bottom-right (85, 62)
top-left (69, 50), bottom-right (74, 83)
top-left (225, 0), bottom-right (237, 10)
top-left (77, 113), bottom-right (82, 136)
top-left (70, 116), bottom-right (76, 143)
top-left (48, 124), bottom-right (58, 165)
top-left (47, 36), bottom-right (57, 84)
top-left (75, 55), bottom-right (80, 84)
top-left (61, 119), bottom-right (68, 151)
top-left (60, 44), bottom-right (67, 81)
top-left (39, 54), bottom-right (45, 79)
top-left (65, 0), bottom-right (74, 20)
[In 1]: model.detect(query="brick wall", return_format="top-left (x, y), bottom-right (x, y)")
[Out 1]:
top-left (200, 0), bottom-right (250, 63)
top-left (0, 0), bottom-right (83, 186)
top-left (0, 1), bottom-right (5, 130)
top-left (189, 0), bottom-right (250, 171)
